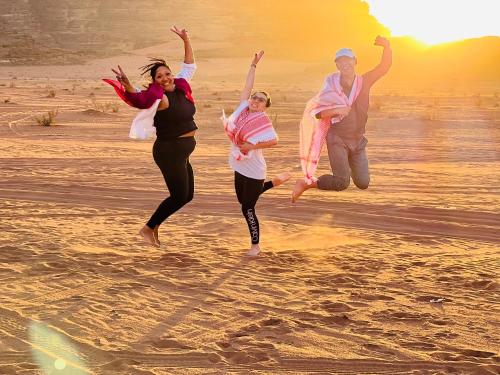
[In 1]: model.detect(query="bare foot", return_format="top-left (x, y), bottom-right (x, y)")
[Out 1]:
top-left (272, 172), bottom-right (292, 187)
top-left (153, 225), bottom-right (160, 246)
top-left (246, 244), bottom-right (261, 257)
top-left (291, 179), bottom-right (309, 203)
top-left (139, 226), bottom-right (159, 247)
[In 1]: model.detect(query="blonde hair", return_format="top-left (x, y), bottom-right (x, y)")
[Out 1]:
top-left (252, 91), bottom-right (272, 107)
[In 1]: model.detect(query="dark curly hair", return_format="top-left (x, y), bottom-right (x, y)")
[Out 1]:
top-left (139, 58), bottom-right (171, 81)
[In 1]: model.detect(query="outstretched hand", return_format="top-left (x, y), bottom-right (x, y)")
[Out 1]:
top-left (111, 65), bottom-right (132, 88)
top-left (374, 35), bottom-right (390, 48)
top-left (171, 25), bottom-right (189, 41)
top-left (251, 50), bottom-right (264, 66)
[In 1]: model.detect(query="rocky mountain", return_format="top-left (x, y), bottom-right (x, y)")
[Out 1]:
top-left (1, 0), bottom-right (498, 87)
top-left (0, 0), bottom-right (234, 64)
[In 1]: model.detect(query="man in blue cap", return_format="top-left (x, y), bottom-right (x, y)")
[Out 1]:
top-left (292, 36), bottom-right (392, 201)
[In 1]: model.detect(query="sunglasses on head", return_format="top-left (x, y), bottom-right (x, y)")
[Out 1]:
top-left (251, 95), bottom-right (267, 103)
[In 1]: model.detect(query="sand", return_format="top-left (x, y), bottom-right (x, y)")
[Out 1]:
top-left (0, 51), bottom-right (499, 374)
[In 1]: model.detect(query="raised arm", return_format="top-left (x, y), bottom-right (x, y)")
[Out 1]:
top-left (171, 25), bottom-right (194, 64)
top-left (111, 65), bottom-right (135, 93)
top-left (240, 50), bottom-right (264, 102)
top-left (363, 36), bottom-right (392, 87)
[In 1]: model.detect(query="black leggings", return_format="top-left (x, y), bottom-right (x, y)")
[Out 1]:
top-left (234, 171), bottom-right (273, 244)
top-left (146, 137), bottom-right (196, 229)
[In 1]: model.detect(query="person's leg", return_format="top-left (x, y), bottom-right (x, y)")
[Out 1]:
top-left (235, 172), bottom-right (264, 256)
top-left (186, 159), bottom-right (195, 201)
top-left (242, 204), bottom-right (260, 245)
top-left (349, 137), bottom-right (370, 190)
top-left (261, 181), bottom-right (274, 193)
top-left (291, 178), bottom-right (317, 202)
top-left (152, 158), bottom-right (194, 246)
top-left (261, 172), bottom-right (291, 194)
top-left (234, 171), bottom-right (246, 205)
top-left (147, 139), bottom-right (195, 227)
top-left (153, 225), bottom-right (160, 246)
top-left (141, 139), bottom-right (195, 246)
top-left (317, 132), bottom-right (351, 191)
top-left (292, 132), bottom-right (350, 202)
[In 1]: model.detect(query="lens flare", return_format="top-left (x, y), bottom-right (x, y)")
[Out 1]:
top-left (28, 321), bottom-right (89, 374)
top-left (54, 358), bottom-right (66, 370)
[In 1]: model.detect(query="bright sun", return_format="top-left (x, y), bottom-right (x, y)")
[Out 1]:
top-left (363, 0), bottom-right (500, 45)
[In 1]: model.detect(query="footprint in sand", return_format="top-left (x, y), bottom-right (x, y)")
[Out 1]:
top-left (216, 341), bottom-right (232, 349)
top-left (260, 318), bottom-right (282, 326)
top-left (219, 350), bottom-right (270, 365)
top-left (415, 295), bottom-right (453, 305)
top-left (434, 331), bottom-right (459, 339)
top-left (363, 343), bottom-right (396, 356)
top-left (467, 279), bottom-right (497, 290)
top-left (351, 292), bottom-right (395, 301)
top-left (217, 337), bottom-right (274, 365)
top-left (238, 310), bottom-right (256, 318)
top-left (459, 349), bottom-right (497, 359)
top-left (322, 314), bottom-right (351, 327)
top-left (319, 301), bottom-right (354, 313)
top-left (400, 341), bottom-right (437, 351)
top-left (430, 352), bottom-right (462, 361)
top-left (158, 252), bottom-right (201, 268)
top-left (266, 251), bottom-right (309, 267)
top-left (374, 309), bottom-right (434, 323)
top-left (263, 266), bottom-right (288, 274)
top-left (151, 338), bottom-right (193, 350)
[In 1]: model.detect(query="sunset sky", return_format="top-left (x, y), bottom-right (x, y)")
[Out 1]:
top-left (363, 0), bottom-right (500, 44)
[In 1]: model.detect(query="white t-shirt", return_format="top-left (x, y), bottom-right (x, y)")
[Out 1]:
top-left (228, 101), bottom-right (277, 180)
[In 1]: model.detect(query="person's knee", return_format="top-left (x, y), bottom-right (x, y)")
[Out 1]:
top-left (171, 191), bottom-right (192, 207)
top-left (318, 175), bottom-right (350, 191)
top-left (354, 180), bottom-right (370, 190)
top-left (335, 177), bottom-right (351, 191)
top-left (241, 203), bottom-right (256, 213)
top-left (353, 176), bottom-right (370, 190)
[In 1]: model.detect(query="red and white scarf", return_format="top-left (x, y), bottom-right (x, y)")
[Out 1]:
top-left (102, 78), bottom-right (194, 140)
top-left (222, 102), bottom-right (276, 161)
top-left (300, 72), bottom-right (363, 184)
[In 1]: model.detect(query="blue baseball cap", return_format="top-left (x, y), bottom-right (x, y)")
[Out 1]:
top-left (335, 48), bottom-right (356, 61)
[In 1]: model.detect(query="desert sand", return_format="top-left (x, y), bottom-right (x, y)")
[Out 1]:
top-left (0, 46), bottom-right (499, 374)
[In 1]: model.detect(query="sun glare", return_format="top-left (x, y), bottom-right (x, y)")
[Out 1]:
top-left (363, 0), bottom-right (500, 45)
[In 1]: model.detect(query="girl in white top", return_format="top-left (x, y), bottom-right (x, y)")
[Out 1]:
top-left (223, 51), bottom-right (291, 256)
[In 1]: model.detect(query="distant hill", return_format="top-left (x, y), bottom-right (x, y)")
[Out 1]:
top-left (225, 0), bottom-right (500, 89)
top-left (1, 0), bottom-right (498, 90)
top-left (0, 0), bottom-right (237, 64)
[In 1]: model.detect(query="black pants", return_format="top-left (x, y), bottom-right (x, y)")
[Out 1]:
top-left (146, 137), bottom-right (196, 229)
top-left (234, 171), bottom-right (273, 244)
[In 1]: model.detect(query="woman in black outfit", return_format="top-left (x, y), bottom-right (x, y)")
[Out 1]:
top-left (112, 26), bottom-right (197, 247)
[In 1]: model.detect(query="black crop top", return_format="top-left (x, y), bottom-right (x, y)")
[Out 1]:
top-left (154, 88), bottom-right (197, 140)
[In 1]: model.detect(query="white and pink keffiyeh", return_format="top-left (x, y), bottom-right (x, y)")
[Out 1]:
top-left (222, 101), bottom-right (276, 161)
top-left (300, 72), bottom-right (363, 184)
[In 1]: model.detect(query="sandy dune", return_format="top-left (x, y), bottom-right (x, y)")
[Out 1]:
top-left (0, 53), bottom-right (499, 374)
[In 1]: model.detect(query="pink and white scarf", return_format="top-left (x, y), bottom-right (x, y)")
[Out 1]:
top-left (300, 72), bottom-right (363, 184)
top-left (222, 102), bottom-right (276, 161)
